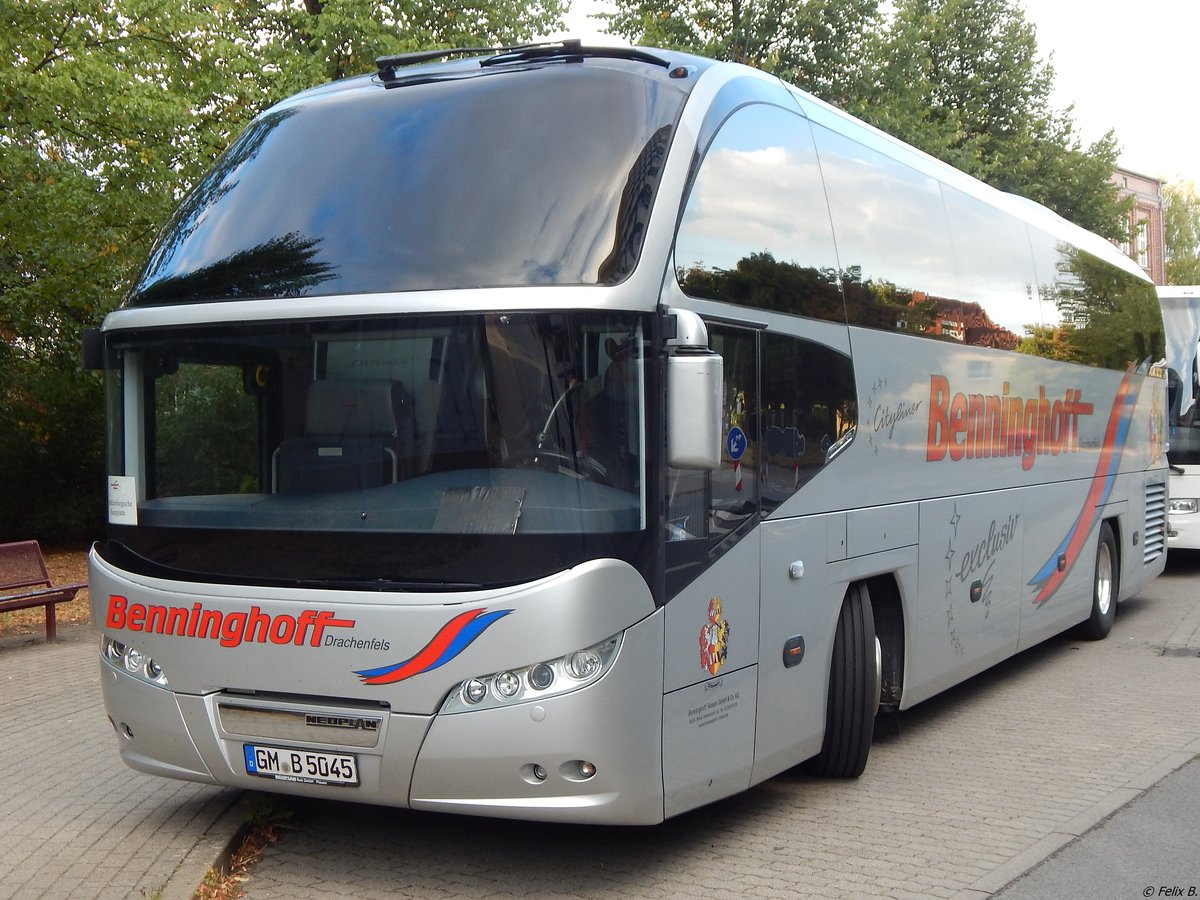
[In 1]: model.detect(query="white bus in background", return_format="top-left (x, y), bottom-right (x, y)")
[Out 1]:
top-left (86, 42), bottom-right (1169, 824)
top-left (1159, 285), bottom-right (1200, 548)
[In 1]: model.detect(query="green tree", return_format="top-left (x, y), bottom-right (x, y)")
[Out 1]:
top-left (603, 0), bottom-right (879, 106)
top-left (1164, 180), bottom-right (1200, 284)
top-left (1, 1), bottom-right (257, 542)
top-left (849, 0), bottom-right (1126, 239)
top-left (255, 0), bottom-right (567, 93)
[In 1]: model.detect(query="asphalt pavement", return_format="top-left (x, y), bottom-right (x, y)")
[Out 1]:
top-left (997, 758), bottom-right (1200, 899)
top-left (1, 552), bottom-right (1198, 899)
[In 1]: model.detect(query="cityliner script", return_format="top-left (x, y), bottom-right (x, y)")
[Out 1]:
top-left (105, 594), bottom-right (356, 648)
top-left (926, 375), bottom-right (1094, 470)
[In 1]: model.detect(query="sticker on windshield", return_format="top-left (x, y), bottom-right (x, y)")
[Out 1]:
top-left (108, 475), bottom-right (138, 525)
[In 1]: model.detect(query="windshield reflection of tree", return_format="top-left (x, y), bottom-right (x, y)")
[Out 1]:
top-left (132, 108), bottom-right (313, 305)
top-left (1050, 244), bottom-right (1164, 369)
top-left (132, 231), bottom-right (335, 305)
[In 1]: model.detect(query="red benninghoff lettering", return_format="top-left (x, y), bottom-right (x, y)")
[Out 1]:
top-left (105, 595), bottom-right (355, 648)
top-left (925, 374), bottom-right (1093, 470)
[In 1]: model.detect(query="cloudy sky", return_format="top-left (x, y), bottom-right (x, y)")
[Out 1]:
top-left (553, 0), bottom-right (1198, 188)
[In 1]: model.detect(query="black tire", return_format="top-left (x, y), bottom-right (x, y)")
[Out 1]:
top-left (804, 583), bottom-right (877, 778)
top-left (1078, 522), bottom-right (1118, 640)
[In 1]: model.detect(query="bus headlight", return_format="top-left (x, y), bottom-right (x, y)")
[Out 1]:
top-left (1169, 498), bottom-right (1197, 514)
top-left (440, 633), bottom-right (622, 714)
top-left (102, 635), bottom-right (169, 687)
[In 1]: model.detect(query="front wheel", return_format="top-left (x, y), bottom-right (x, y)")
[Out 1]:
top-left (1078, 522), bottom-right (1118, 640)
top-left (804, 583), bottom-right (877, 778)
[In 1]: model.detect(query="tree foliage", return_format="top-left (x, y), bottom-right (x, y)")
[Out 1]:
top-left (0, 0), bottom-right (564, 543)
top-left (603, 0), bottom-right (879, 106)
top-left (604, 0), bottom-right (1127, 238)
top-left (1164, 180), bottom-right (1200, 285)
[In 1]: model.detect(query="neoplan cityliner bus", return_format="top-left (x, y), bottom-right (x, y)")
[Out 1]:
top-left (87, 42), bottom-right (1168, 824)
top-left (1159, 285), bottom-right (1200, 547)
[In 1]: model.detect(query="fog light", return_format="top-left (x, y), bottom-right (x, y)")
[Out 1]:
top-left (1170, 498), bottom-right (1198, 514)
top-left (578, 761), bottom-right (596, 779)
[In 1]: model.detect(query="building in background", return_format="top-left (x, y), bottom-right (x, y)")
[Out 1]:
top-left (1111, 167), bottom-right (1165, 284)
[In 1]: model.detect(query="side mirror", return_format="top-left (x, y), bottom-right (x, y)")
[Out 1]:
top-left (666, 309), bottom-right (723, 469)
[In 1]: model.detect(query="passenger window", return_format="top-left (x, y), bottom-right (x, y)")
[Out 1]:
top-left (759, 332), bottom-right (855, 512)
top-left (666, 326), bottom-right (758, 595)
top-left (674, 104), bottom-right (845, 325)
top-left (1027, 227), bottom-right (1164, 370)
top-left (664, 325), bottom-right (857, 595)
top-left (810, 124), bottom-right (960, 336)
top-left (941, 186), bottom-right (1040, 349)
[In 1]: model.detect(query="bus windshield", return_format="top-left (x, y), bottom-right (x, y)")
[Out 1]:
top-left (103, 312), bottom-right (651, 589)
top-left (127, 64), bottom-right (685, 305)
top-left (1168, 359), bottom-right (1200, 467)
top-left (1162, 292), bottom-right (1200, 467)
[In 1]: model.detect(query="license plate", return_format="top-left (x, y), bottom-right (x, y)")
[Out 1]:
top-left (243, 743), bottom-right (359, 787)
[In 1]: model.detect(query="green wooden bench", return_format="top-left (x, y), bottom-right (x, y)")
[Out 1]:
top-left (0, 541), bottom-right (86, 640)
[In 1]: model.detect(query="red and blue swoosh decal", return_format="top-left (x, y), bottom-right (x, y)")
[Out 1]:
top-left (1028, 369), bottom-right (1139, 605)
top-left (355, 607), bottom-right (512, 685)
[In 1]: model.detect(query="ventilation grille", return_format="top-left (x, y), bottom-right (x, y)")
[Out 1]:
top-left (1143, 481), bottom-right (1167, 564)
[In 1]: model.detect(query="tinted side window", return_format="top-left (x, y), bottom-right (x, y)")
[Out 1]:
top-left (666, 326), bottom-right (758, 596)
top-left (1029, 226), bottom-right (1165, 370)
top-left (759, 332), bottom-right (855, 512)
top-left (941, 186), bottom-right (1040, 351)
top-left (675, 104), bottom-right (845, 324)
top-left (811, 124), bottom-right (959, 335)
top-left (664, 325), bottom-right (857, 596)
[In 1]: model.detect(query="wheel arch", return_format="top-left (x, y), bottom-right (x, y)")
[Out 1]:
top-left (1102, 514), bottom-right (1125, 602)
top-left (862, 574), bottom-right (905, 714)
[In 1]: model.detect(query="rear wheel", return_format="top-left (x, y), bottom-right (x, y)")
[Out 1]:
top-left (1078, 522), bottom-right (1118, 640)
top-left (805, 583), bottom-right (877, 778)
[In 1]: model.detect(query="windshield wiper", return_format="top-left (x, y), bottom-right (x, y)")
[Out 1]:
top-left (478, 40), bottom-right (670, 69)
top-left (376, 39), bottom-right (671, 85)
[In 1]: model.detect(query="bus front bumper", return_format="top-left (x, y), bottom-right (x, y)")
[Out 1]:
top-left (97, 614), bottom-right (666, 824)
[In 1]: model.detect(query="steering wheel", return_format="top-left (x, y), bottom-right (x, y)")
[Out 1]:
top-left (508, 448), bottom-right (611, 485)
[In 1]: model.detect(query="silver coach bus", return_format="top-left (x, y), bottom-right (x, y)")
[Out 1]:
top-left (88, 42), bottom-right (1168, 824)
